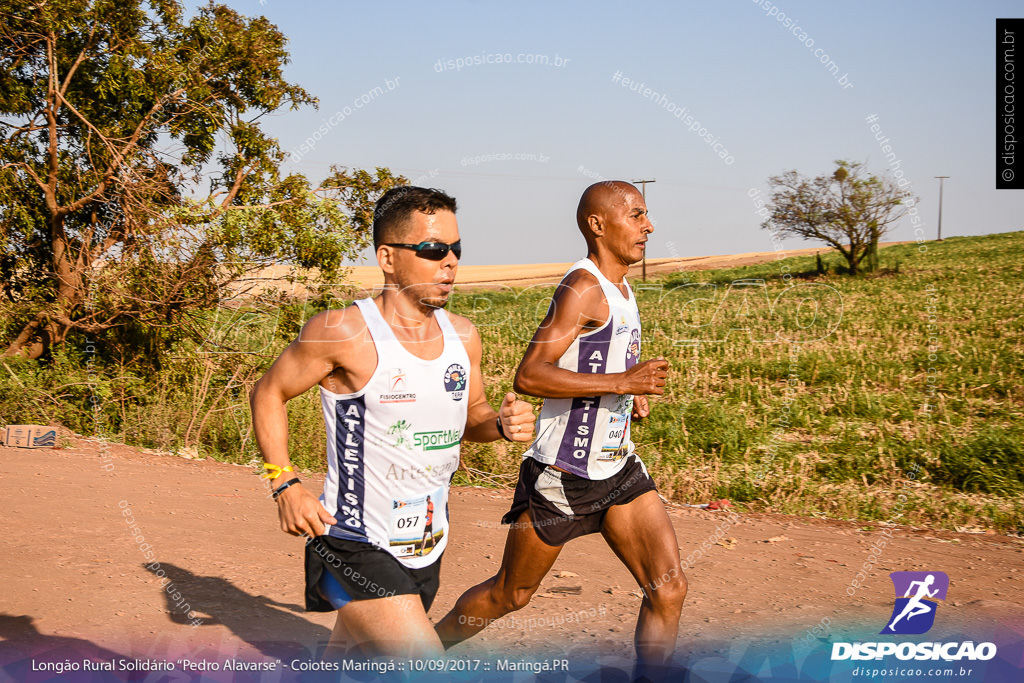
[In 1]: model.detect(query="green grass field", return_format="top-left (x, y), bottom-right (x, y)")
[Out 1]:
top-left (3, 231), bottom-right (1022, 532)
top-left (451, 232), bottom-right (1024, 533)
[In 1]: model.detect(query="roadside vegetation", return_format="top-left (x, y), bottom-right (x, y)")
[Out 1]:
top-left (2, 232), bottom-right (1021, 533)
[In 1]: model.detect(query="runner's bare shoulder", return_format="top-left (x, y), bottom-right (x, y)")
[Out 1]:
top-left (296, 303), bottom-right (370, 351)
top-left (553, 267), bottom-right (607, 327)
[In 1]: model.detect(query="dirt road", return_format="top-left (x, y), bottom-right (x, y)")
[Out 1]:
top-left (1, 434), bottom-right (1021, 681)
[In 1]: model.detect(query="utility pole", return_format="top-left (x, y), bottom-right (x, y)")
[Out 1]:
top-left (934, 176), bottom-right (949, 241)
top-left (633, 179), bottom-right (656, 281)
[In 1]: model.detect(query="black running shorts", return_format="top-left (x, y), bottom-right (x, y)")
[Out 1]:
top-left (304, 536), bottom-right (441, 612)
top-left (500, 454), bottom-right (658, 546)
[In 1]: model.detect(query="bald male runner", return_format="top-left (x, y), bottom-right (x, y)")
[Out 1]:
top-left (437, 181), bottom-right (686, 679)
top-left (250, 186), bottom-right (535, 658)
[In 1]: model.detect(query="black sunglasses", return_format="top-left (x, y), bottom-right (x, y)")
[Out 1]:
top-left (385, 240), bottom-right (461, 261)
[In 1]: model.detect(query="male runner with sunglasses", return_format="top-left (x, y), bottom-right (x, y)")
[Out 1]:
top-left (250, 186), bottom-right (535, 658)
top-left (436, 181), bottom-right (685, 680)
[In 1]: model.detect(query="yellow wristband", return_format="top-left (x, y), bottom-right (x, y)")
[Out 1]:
top-left (262, 464), bottom-right (294, 480)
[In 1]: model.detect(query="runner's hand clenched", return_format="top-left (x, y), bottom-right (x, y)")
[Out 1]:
top-left (632, 395), bottom-right (651, 420)
top-left (498, 391), bottom-right (536, 442)
top-left (620, 358), bottom-right (669, 396)
top-left (276, 483), bottom-right (337, 538)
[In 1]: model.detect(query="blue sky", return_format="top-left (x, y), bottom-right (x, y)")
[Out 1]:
top-left (195, 1), bottom-right (1021, 265)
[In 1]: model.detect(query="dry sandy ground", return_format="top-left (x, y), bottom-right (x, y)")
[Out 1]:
top-left (1, 435), bottom-right (1022, 681)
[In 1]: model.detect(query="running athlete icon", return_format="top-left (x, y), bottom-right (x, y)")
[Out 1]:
top-left (436, 181), bottom-right (685, 681)
top-left (888, 574), bottom-right (939, 631)
top-left (251, 186), bottom-right (536, 659)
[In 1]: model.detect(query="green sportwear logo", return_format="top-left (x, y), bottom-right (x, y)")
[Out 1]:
top-left (413, 429), bottom-right (461, 451)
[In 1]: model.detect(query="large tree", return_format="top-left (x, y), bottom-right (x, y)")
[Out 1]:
top-left (760, 160), bottom-right (913, 275)
top-left (0, 0), bottom-right (403, 359)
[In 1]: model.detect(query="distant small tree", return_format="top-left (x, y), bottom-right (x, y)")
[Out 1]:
top-left (760, 160), bottom-right (913, 275)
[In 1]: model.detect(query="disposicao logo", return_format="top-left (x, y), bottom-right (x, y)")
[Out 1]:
top-left (831, 571), bottom-right (997, 662)
top-left (882, 571), bottom-right (948, 635)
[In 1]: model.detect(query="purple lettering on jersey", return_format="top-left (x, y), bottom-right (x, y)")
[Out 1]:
top-left (332, 396), bottom-right (367, 540)
top-left (553, 324), bottom-right (612, 475)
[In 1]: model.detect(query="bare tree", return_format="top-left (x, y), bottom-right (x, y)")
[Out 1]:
top-left (760, 160), bottom-right (914, 275)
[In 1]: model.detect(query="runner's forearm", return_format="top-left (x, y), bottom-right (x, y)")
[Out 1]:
top-left (462, 409), bottom-right (501, 442)
top-left (515, 363), bottom-right (628, 398)
top-left (250, 381), bottom-right (294, 468)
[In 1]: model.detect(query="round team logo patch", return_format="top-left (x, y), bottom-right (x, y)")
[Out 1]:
top-left (444, 363), bottom-right (466, 400)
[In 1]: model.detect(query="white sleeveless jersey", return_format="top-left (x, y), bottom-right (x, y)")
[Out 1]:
top-left (524, 258), bottom-right (642, 480)
top-left (318, 298), bottom-right (470, 569)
